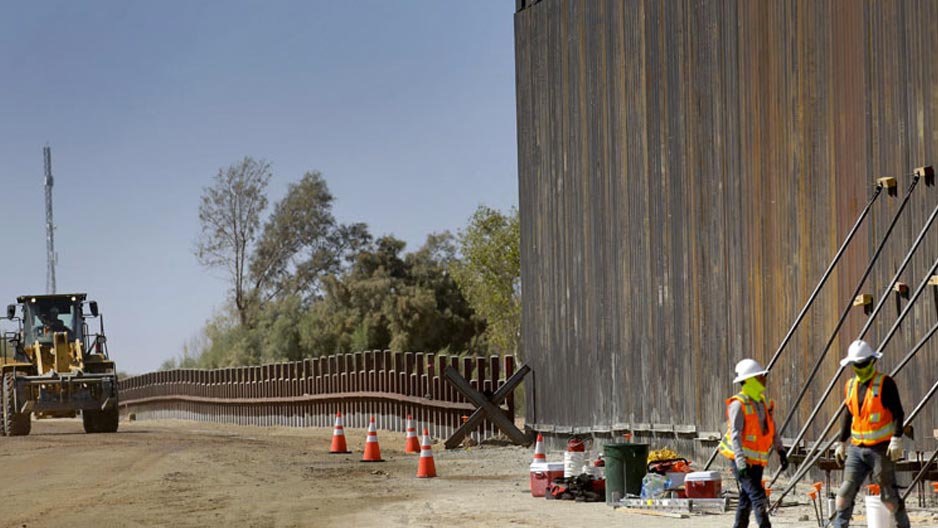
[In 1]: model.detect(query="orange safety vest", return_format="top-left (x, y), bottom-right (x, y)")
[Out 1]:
top-left (718, 393), bottom-right (776, 466)
top-left (844, 372), bottom-right (895, 446)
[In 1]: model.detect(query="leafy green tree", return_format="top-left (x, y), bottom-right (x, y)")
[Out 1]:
top-left (390, 232), bottom-right (483, 353)
top-left (451, 206), bottom-right (521, 357)
top-left (297, 236), bottom-right (403, 355)
top-left (296, 234), bottom-right (480, 356)
top-left (197, 308), bottom-right (261, 367)
top-left (182, 166), bottom-right (496, 368)
top-left (250, 171), bottom-right (372, 307)
top-left (257, 295), bottom-right (304, 362)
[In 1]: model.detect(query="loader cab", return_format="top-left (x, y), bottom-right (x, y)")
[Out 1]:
top-left (18, 294), bottom-right (86, 346)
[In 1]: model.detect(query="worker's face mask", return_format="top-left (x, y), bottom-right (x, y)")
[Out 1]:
top-left (852, 359), bottom-right (876, 382)
top-left (741, 377), bottom-right (766, 401)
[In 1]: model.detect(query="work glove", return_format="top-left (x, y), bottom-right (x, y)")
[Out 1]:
top-left (778, 451), bottom-right (789, 472)
top-left (834, 442), bottom-right (847, 466)
top-left (887, 437), bottom-right (903, 462)
top-left (736, 464), bottom-right (749, 481)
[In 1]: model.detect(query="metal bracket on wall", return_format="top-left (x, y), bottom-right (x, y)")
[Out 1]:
top-left (853, 294), bottom-right (873, 315)
top-left (915, 166), bottom-right (935, 186)
top-left (877, 177), bottom-right (898, 196)
top-left (894, 282), bottom-right (910, 298)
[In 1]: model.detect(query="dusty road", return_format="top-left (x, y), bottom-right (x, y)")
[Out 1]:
top-left (1, 419), bottom-right (936, 528)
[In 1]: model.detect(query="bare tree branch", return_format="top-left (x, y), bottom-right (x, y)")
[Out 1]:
top-left (195, 157), bottom-right (272, 326)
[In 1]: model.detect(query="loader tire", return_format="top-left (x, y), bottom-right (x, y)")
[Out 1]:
top-left (83, 407), bottom-right (119, 434)
top-left (97, 407), bottom-right (119, 433)
top-left (82, 410), bottom-right (99, 433)
top-left (2, 372), bottom-right (31, 437)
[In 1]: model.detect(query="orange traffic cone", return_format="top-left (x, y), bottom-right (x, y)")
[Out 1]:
top-left (329, 412), bottom-right (351, 454)
top-left (416, 428), bottom-right (437, 478)
top-left (361, 416), bottom-right (384, 462)
top-left (531, 433), bottom-right (546, 463)
top-left (404, 415), bottom-right (420, 454)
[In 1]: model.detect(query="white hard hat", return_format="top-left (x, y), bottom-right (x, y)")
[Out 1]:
top-left (839, 339), bottom-right (882, 367)
top-left (733, 359), bottom-right (768, 383)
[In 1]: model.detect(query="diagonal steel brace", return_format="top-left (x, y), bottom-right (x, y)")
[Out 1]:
top-left (443, 364), bottom-right (530, 449)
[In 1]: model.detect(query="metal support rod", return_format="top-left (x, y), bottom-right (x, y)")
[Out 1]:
top-left (770, 270), bottom-right (938, 510)
top-left (903, 375), bottom-right (938, 427)
top-left (902, 445), bottom-right (938, 502)
top-left (777, 182), bottom-right (933, 449)
top-left (701, 186), bottom-right (884, 471)
top-left (767, 185), bottom-right (884, 372)
top-left (776, 174), bottom-right (922, 441)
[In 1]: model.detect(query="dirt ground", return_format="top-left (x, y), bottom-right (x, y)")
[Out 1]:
top-left (1, 419), bottom-right (936, 528)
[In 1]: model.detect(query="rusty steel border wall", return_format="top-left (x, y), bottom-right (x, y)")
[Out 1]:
top-left (515, 0), bottom-right (938, 462)
top-left (119, 351), bottom-right (516, 442)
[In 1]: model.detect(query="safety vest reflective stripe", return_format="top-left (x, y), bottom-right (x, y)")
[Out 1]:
top-left (845, 373), bottom-right (895, 447)
top-left (852, 422), bottom-right (895, 443)
top-left (741, 447), bottom-right (771, 462)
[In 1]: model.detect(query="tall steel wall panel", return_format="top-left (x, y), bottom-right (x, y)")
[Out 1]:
top-left (515, 0), bottom-right (938, 452)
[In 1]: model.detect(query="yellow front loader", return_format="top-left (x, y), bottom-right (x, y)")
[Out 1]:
top-left (1, 294), bottom-right (119, 436)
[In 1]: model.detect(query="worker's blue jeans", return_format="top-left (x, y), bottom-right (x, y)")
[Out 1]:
top-left (832, 444), bottom-right (910, 528)
top-left (732, 461), bottom-right (771, 528)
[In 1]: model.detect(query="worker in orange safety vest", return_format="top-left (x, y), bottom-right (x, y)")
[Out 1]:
top-left (719, 358), bottom-right (788, 528)
top-left (831, 340), bottom-right (909, 528)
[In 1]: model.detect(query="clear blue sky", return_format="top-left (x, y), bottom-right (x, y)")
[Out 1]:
top-left (0, 1), bottom-right (518, 374)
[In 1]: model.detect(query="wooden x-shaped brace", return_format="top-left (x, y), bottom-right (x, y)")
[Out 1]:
top-left (443, 363), bottom-right (531, 449)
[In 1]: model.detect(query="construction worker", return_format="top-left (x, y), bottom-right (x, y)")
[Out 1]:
top-left (40, 307), bottom-right (71, 338)
top-left (719, 358), bottom-right (788, 528)
top-left (831, 340), bottom-right (909, 528)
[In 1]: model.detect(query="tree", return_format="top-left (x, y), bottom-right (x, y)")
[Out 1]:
top-left (451, 206), bottom-right (521, 357)
top-left (297, 234), bottom-right (482, 356)
top-left (257, 295), bottom-right (304, 362)
top-left (198, 308), bottom-right (261, 367)
top-left (391, 232), bottom-right (483, 353)
top-left (298, 236), bottom-right (405, 355)
top-left (195, 157), bottom-right (272, 326)
top-left (250, 171), bottom-right (372, 306)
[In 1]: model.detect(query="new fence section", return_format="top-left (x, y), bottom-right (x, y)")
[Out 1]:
top-left (119, 351), bottom-right (517, 442)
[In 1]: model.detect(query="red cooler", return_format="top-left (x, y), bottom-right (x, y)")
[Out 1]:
top-left (530, 462), bottom-right (564, 497)
top-left (684, 471), bottom-right (722, 498)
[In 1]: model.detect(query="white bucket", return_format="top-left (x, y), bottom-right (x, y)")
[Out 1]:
top-left (864, 495), bottom-right (897, 528)
top-left (563, 450), bottom-right (586, 478)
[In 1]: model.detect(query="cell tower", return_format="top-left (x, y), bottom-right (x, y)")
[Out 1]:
top-left (43, 145), bottom-right (56, 294)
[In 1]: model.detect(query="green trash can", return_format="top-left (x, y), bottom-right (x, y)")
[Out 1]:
top-left (604, 443), bottom-right (648, 504)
